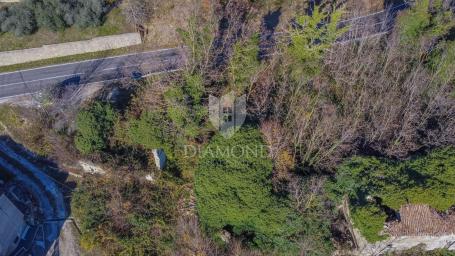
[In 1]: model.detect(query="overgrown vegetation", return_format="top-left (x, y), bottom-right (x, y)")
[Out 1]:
top-left (264, 0), bottom-right (455, 171)
top-left (328, 147), bottom-right (455, 242)
top-left (72, 173), bottom-right (179, 255)
top-left (397, 0), bottom-right (454, 46)
top-left (286, 4), bottom-right (347, 78)
top-left (0, 0), bottom-right (109, 36)
top-left (195, 127), bottom-right (304, 253)
top-left (3, 0), bottom-right (454, 255)
top-left (75, 102), bottom-right (117, 154)
top-left (0, 7), bottom-right (132, 52)
top-left (228, 34), bottom-right (261, 93)
top-left (0, 106), bottom-right (53, 156)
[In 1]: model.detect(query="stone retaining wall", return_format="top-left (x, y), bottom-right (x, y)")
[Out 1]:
top-left (358, 235), bottom-right (455, 255)
top-left (0, 33), bottom-right (142, 67)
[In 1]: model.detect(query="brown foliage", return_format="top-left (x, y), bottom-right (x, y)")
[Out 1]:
top-left (256, 30), bottom-right (455, 171)
top-left (174, 216), bottom-right (219, 256)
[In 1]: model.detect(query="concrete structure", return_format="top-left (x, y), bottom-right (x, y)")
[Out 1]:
top-left (350, 204), bottom-right (455, 255)
top-left (0, 33), bottom-right (142, 67)
top-left (79, 161), bottom-right (106, 175)
top-left (0, 194), bottom-right (26, 256)
top-left (152, 149), bottom-right (166, 170)
top-left (358, 234), bottom-right (455, 255)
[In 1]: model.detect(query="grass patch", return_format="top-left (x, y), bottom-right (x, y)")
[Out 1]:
top-left (351, 206), bottom-right (388, 242)
top-left (0, 8), bottom-right (133, 52)
top-left (0, 106), bottom-right (21, 131)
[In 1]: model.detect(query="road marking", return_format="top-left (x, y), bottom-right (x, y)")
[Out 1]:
top-left (82, 68), bottom-right (183, 86)
top-left (0, 73), bottom-right (85, 87)
top-left (0, 67), bottom-right (184, 101)
top-left (100, 59), bottom-right (173, 71)
top-left (0, 47), bottom-right (185, 76)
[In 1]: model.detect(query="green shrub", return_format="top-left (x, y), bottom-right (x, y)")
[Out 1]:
top-left (0, 0), bottom-right (108, 36)
top-left (75, 102), bottom-right (117, 154)
top-left (195, 127), bottom-right (304, 253)
top-left (287, 4), bottom-right (347, 78)
top-left (71, 177), bottom-right (110, 233)
top-left (164, 73), bottom-right (207, 139)
top-left (428, 41), bottom-right (455, 83)
top-left (0, 4), bottom-right (36, 36)
top-left (71, 174), bottom-right (178, 255)
top-left (228, 34), bottom-right (261, 93)
top-left (351, 205), bottom-right (388, 242)
top-left (127, 110), bottom-right (170, 150)
top-left (328, 147), bottom-right (455, 242)
top-left (397, 0), bottom-right (431, 44)
top-left (398, 0), bottom-right (454, 45)
top-left (177, 15), bottom-right (215, 70)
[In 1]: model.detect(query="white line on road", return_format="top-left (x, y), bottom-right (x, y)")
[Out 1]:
top-left (82, 68), bottom-right (183, 85)
top-left (0, 47), bottom-right (184, 76)
top-left (0, 58), bottom-right (178, 87)
top-left (0, 68), bottom-right (183, 101)
top-left (0, 73), bottom-right (85, 87)
top-left (100, 59), bottom-right (173, 71)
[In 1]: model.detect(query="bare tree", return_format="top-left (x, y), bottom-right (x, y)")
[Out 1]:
top-left (122, 0), bottom-right (153, 26)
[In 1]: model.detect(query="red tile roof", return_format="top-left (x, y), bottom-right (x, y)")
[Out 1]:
top-left (387, 204), bottom-right (455, 236)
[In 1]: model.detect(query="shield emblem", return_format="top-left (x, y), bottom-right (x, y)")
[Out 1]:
top-left (209, 91), bottom-right (246, 138)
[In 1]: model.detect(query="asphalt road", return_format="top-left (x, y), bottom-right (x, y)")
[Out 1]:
top-left (0, 47), bottom-right (185, 100)
top-left (0, 2), bottom-right (411, 101)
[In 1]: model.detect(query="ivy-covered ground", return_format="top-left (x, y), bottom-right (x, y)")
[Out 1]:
top-left (328, 147), bottom-right (455, 242)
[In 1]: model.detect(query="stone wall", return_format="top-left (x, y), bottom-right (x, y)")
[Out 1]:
top-left (358, 235), bottom-right (455, 255)
top-left (0, 33), bottom-right (142, 67)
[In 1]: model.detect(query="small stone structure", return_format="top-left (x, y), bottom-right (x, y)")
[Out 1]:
top-left (79, 161), bottom-right (106, 175)
top-left (0, 33), bottom-right (142, 67)
top-left (152, 149), bottom-right (166, 170)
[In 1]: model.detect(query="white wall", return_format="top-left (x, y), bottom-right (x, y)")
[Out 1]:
top-left (0, 33), bottom-right (142, 67)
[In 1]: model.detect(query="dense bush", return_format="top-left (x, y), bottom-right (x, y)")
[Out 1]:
top-left (126, 110), bottom-right (170, 150)
top-left (327, 147), bottom-right (455, 242)
top-left (0, 0), bottom-right (108, 36)
top-left (164, 72), bottom-right (207, 139)
top-left (0, 4), bottom-right (36, 36)
top-left (397, 0), bottom-right (454, 46)
top-left (72, 174), bottom-right (179, 255)
top-left (195, 127), bottom-right (305, 253)
top-left (228, 34), bottom-right (261, 93)
top-left (287, 5), bottom-right (346, 78)
top-left (75, 102), bottom-right (117, 154)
